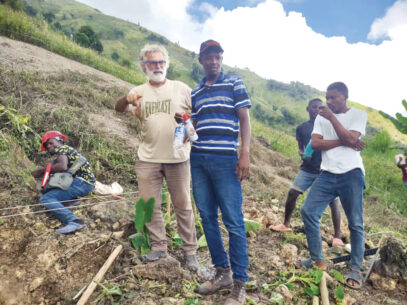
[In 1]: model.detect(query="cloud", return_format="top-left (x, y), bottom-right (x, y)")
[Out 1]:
top-left (368, 0), bottom-right (407, 41)
top-left (77, 0), bottom-right (407, 115)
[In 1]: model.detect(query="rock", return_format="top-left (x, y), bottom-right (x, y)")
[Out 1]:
top-left (281, 244), bottom-right (298, 263)
top-left (29, 277), bottom-right (44, 292)
top-left (89, 201), bottom-right (133, 224)
top-left (269, 255), bottom-right (284, 268)
top-left (112, 231), bottom-right (124, 239)
top-left (370, 273), bottom-right (397, 291)
top-left (343, 295), bottom-right (356, 305)
top-left (132, 256), bottom-right (192, 282)
top-left (112, 222), bottom-right (120, 230)
top-left (160, 297), bottom-right (182, 305)
top-left (275, 284), bottom-right (293, 301)
top-left (372, 237), bottom-right (407, 281)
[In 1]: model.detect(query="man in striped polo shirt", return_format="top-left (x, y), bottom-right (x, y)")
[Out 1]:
top-left (191, 40), bottom-right (251, 305)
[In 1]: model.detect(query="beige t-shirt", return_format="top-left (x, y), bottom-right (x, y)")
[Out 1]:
top-left (127, 79), bottom-right (191, 163)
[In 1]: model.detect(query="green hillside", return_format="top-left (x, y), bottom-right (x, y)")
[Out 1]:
top-left (18, 0), bottom-right (407, 141)
top-left (0, 0), bottom-right (406, 215)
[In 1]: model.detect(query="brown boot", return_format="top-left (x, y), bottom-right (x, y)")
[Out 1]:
top-left (225, 280), bottom-right (246, 305)
top-left (195, 266), bottom-right (233, 295)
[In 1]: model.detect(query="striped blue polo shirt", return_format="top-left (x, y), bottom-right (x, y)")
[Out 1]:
top-left (191, 72), bottom-right (251, 157)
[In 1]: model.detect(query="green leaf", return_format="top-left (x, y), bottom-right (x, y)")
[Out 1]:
top-left (197, 234), bottom-right (207, 249)
top-left (309, 283), bottom-right (320, 295)
top-left (330, 269), bottom-right (345, 284)
top-left (144, 197), bottom-right (155, 224)
top-left (0, 219), bottom-right (3, 226)
top-left (335, 286), bottom-right (345, 300)
top-left (128, 232), bottom-right (146, 250)
top-left (269, 292), bottom-right (284, 305)
top-left (304, 283), bottom-right (320, 297)
top-left (285, 283), bottom-right (294, 289)
top-left (244, 219), bottom-right (261, 232)
top-left (315, 269), bottom-right (323, 284)
top-left (135, 198), bottom-right (146, 232)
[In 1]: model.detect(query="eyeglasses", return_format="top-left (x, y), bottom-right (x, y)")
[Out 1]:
top-left (145, 60), bottom-right (166, 67)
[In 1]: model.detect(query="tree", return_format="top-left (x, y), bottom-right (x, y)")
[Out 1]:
top-left (0, 0), bottom-right (23, 10)
top-left (111, 52), bottom-right (120, 61)
top-left (73, 32), bottom-right (90, 48)
top-left (379, 100), bottom-right (407, 135)
top-left (74, 25), bottom-right (104, 53)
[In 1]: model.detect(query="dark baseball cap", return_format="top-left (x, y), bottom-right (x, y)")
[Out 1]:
top-left (199, 40), bottom-right (224, 55)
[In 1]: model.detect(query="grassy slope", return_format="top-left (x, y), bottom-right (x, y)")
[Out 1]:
top-left (1, 1), bottom-right (406, 215)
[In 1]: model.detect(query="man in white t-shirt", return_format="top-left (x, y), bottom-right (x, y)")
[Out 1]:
top-left (115, 44), bottom-right (198, 271)
top-left (299, 82), bottom-right (367, 289)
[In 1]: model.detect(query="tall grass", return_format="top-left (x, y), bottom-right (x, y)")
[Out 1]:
top-left (0, 4), bottom-right (144, 85)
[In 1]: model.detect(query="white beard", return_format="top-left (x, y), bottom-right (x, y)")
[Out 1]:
top-left (146, 67), bottom-right (167, 83)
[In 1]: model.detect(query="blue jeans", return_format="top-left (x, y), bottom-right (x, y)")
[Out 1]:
top-left (40, 178), bottom-right (94, 224)
top-left (301, 169), bottom-right (365, 270)
top-left (191, 155), bottom-right (249, 282)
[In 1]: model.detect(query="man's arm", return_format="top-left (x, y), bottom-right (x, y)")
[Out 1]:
top-left (311, 134), bottom-right (342, 150)
top-left (114, 95), bottom-right (129, 113)
top-left (31, 155), bottom-right (69, 178)
top-left (115, 92), bottom-right (142, 113)
top-left (235, 107), bottom-right (251, 181)
top-left (318, 106), bottom-right (361, 146)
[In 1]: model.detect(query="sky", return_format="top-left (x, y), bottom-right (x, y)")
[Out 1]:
top-left (76, 0), bottom-right (407, 116)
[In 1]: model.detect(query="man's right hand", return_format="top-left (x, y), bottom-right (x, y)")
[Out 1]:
top-left (350, 139), bottom-right (365, 151)
top-left (127, 92), bottom-right (143, 107)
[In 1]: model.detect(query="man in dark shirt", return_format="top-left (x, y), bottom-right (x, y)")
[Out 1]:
top-left (270, 99), bottom-right (344, 246)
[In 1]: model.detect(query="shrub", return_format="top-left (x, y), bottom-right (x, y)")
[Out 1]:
top-left (368, 131), bottom-right (392, 153)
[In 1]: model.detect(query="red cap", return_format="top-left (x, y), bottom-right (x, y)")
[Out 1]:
top-left (199, 40), bottom-right (223, 56)
top-left (41, 130), bottom-right (66, 151)
top-left (182, 113), bottom-right (190, 121)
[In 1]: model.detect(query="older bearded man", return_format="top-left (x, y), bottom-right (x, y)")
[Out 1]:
top-left (115, 44), bottom-right (198, 271)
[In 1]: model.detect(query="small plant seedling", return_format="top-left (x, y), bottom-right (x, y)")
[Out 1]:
top-left (128, 197), bottom-right (155, 255)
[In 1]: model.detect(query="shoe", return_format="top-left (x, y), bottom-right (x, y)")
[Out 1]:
top-left (294, 258), bottom-right (327, 271)
top-left (140, 250), bottom-right (166, 263)
top-left (225, 280), bottom-right (246, 305)
top-left (195, 266), bottom-right (233, 295)
top-left (269, 223), bottom-right (292, 232)
top-left (57, 221), bottom-right (85, 234)
top-left (185, 254), bottom-right (199, 272)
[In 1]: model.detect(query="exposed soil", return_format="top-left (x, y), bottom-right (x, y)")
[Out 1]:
top-left (0, 36), bottom-right (406, 305)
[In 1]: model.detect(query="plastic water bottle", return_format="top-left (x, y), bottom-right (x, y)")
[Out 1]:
top-left (302, 140), bottom-right (313, 161)
top-left (173, 122), bottom-right (186, 149)
top-left (182, 113), bottom-right (198, 142)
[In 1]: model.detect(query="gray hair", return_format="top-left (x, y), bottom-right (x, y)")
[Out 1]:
top-left (139, 44), bottom-right (169, 69)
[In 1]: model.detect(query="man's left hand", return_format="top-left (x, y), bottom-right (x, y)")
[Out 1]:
top-left (235, 152), bottom-right (250, 181)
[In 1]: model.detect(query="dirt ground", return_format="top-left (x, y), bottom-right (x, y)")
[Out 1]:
top-left (1, 36), bottom-right (406, 305)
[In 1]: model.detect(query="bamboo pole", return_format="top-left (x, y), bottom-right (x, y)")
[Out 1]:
top-left (76, 244), bottom-right (123, 305)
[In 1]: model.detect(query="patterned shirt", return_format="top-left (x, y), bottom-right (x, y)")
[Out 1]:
top-left (54, 145), bottom-right (96, 185)
top-left (191, 72), bottom-right (251, 157)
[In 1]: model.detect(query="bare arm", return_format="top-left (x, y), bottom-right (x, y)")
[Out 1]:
top-left (297, 140), bottom-right (305, 156)
top-left (114, 95), bottom-right (129, 113)
top-left (31, 155), bottom-right (69, 178)
top-left (318, 106), bottom-right (361, 146)
top-left (235, 107), bottom-right (251, 181)
top-left (311, 134), bottom-right (343, 151)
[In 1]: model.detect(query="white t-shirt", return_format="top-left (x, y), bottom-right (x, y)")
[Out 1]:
top-left (312, 107), bottom-right (367, 175)
top-left (127, 79), bottom-right (191, 163)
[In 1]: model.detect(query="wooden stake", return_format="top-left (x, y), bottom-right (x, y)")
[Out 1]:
top-left (76, 244), bottom-right (123, 305)
top-left (320, 272), bottom-right (330, 305)
top-left (313, 296), bottom-right (320, 305)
